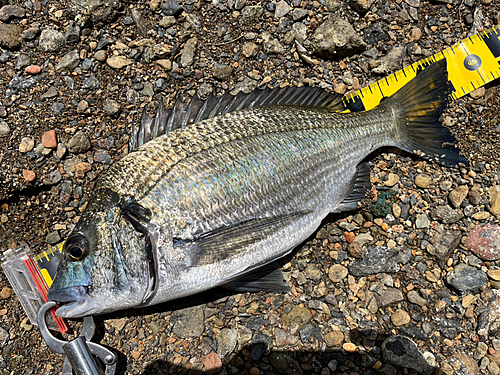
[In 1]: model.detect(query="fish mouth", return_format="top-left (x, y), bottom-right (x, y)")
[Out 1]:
top-left (47, 286), bottom-right (90, 318)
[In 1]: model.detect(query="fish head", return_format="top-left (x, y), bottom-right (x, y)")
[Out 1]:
top-left (48, 188), bottom-right (152, 318)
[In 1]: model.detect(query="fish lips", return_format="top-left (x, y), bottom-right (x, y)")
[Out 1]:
top-left (47, 286), bottom-right (90, 318)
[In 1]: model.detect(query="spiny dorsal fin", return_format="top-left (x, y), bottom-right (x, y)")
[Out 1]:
top-left (129, 86), bottom-right (343, 152)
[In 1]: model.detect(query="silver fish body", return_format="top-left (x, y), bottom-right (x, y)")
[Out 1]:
top-left (48, 60), bottom-right (465, 317)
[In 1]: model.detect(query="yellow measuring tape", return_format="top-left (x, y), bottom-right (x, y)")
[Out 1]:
top-left (342, 25), bottom-right (500, 112)
top-left (34, 26), bottom-right (500, 288)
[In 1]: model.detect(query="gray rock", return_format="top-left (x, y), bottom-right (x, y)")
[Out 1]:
top-left (65, 22), bottom-right (80, 44)
top-left (94, 150), bottom-right (112, 164)
top-left (9, 76), bottom-right (36, 91)
top-left (364, 22), bottom-right (390, 45)
top-left (377, 287), bottom-right (405, 307)
top-left (428, 230), bottom-right (461, 267)
top-left (304, 264), bottom-right (321, 281)
top-left (0, 327), bottom-right (8, 347)
top-left (46, 230), bottom-right (61, 245)
top-left (269, 352), bottom-right (303, 374)
top-left (181, 37), bottom-right (197, 67)
top-left (197, 83), bottom-right (213, 99)
top-left (0, 23), bottom-right (23, 49)
top-left (82, 76), bottom-right (100, 91)
top-left (0, 121), bottom-right (9, 137)
top-left (68, 131), bottom-right (91, 154)
top-left (131, 8), bottom-right (147, 37)
top-left (39, 29), bottom-right (66, 52)
top-left (292, 8), bottom-right (308, 21)
top-left (0, 5), bottom-right (25, 22)
top-left (67, 0), bottom-right (120, 26)
top-left (56, 144), bottom-right (67, 159)
top-left (251, 332), bottom-right (270, 361)
top-left (41, 86), bottom-right (59, 99)
top-left (230, 77), bottom-right (258, 95)
top-left (103, 98), bottom-right (120, 116)
top-left (141, 82), bottom-right (154, 97)
top-left (162, 0), bottom-right (183, 16)
top-left (15, 54), bottom-right (30, 70)
top-left (274, 0), bottom-right (290, 18)
top-left (348, 246), bottom-right (401, 276)
top-left (64, 76), bottom-right (74, 89)
top-left (350, 0), bottom-right (375, 13)
top-left (382, 335), bottom-right (435, 375)
top-left (212, 63), bottom-right (232, 81)
top-left (262, 32), bottom-right (285, 55)
top-left (172, 305), bottom-right (205, 338)
top-left (407, 290), bottom-right (428, 307)
top-left (159, 16), bottom-right (176, 28)
top-left (126, 89), bottom-right (140, 104)
top-left (216, 328), bottom-right (238, 358)
top-left (51, 103), bottom-right (64, 114)
top-left (372, 46), bottom-right (406, 75)
top-left (20, 26), bottom-right (40, 41)
top-left (446, 263), bottom-right (488, 295)
top-left (415, 213), bottom-right (430, 229)
top-left (43, 170), bottom-right (62, 185)
top-left (431, 205), bottom-right (462, 224)
top-left (0, 51), bottom-right (12, 63)
top-left (311, 17), bottom-right (366, 58)
top-left (240, 5), bottom-right (264, 24)
top-left (56, 50), bottom-right (80, 71)
top-left (299, 323), bottom-right (321, 343)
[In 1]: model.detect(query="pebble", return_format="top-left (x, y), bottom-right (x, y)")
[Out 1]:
top-left (22, 170), bottom-right (36, 182)
top-left (201, 352), bottom-right (222, 375)
top-left (71, 162), bottom-right (91, 178)
top-left (19, 137), bottom-right (35, 153)
top-left (324, 331), bottom-right (344, 347)
top-left (470, 86), bottom-right (486, 99)
top-left (415, 213), bottom-right (430, 229)
top-left (251, 332), bottom-right (271, 361)
top-left (328, 264), bottom-right (348, 283)
top-left (448, 185), bottom-right (469, 208)
top-left (42, 130), bottom-right (57, 148)
top-left (415, 173), bottom-right (432, 188)
top-left (24, 65), bottom-right (41, 74)
top-left (382, 335), bottom-right (435, 375)
top-left (0, 287), bottom-right (12, 299)
top-left (67, 131), bottom-right (91, 153)
top-left (384, 173), bottom-right (399, 187)
top-left (466, 224), bottom-right (500, 260)
top-left (106, 56), bottom-right (133, 69)
top-left (0, 5), bottom-right (25, 22)
top-left (0, 121), bottom-right (9, 137)
top-left (45, 230), bottom-right (61, 244)
top-left (446, 263), bottom-right (488, 295)
top-left (172, 305), bottom-right (205, 338)
top-left (348, 246), bottom-right (402, 276)
top-left (490, 186), bottom-right (500, 216)
top-left (39, 29), bottom-right (66, 52)
top-left (377, 288), bottom-right (405, 307)
top-left (274, 0), bottom-right (290, 18)
top-left (181, 37), bottom-right (198, 68)
top-left (0, 23), bottom-right (23, 49)
top-left (103, 98), bottom-right (120, 116)
top-left (407, 290), bottom-right (427, 306)
top-left (269, 352), bottom-right (301, 374)
top-left (212, 63), bottom-right (232, 81)
top-left (391, 309), bottom-right (410, 326)
top-left (281, 305), bottom-right (312, 328)
top-left (56, 50), bottom-right (80, 71)
top-left (216, 328), bottom-right (238, 359)
top-left (162, 0), bottom-right (183, 16)
top-left (311, 17), bottom-right (366, 58)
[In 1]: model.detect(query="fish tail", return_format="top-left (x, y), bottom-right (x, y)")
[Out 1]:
top-left (382, 59), bottom-right (467, 166)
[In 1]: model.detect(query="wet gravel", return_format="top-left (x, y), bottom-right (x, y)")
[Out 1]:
top-left (1, 0), bottom-right (500, 374)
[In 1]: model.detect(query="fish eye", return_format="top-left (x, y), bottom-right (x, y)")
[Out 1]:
top-left (65, 234), bottom-right (89, 261)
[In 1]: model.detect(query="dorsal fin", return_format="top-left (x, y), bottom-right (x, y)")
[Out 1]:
top-left (128, 86), bottom-right (343, 152)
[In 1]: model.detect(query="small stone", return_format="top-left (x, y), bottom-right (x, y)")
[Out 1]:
top-left (281, 305), bottom-right (312, 328)
top-left (415, 214), bottom-right (430, 229)
top-left (41, 86), bottom-right (59, 100)
top-left (39, 29), bottom-right (66, 52)
top-left (71, 162), bottom-right (91, 178)
top-left (107, 56), bottom-right (133, 69)
top-left (384, 173), bottom-right (399, 187)
top-left (22, 170), bottom-right (36, 182)
top-left (56, 50), bottom-right (80, 71)
top-left (328, 264), bottom-right (348, 282)
top-left (42, 130), bottom-right (57, 148)
top-left (56, 144), bottom-right (67, 159)
top-left (159, 16), bottom-right (176, 28)
top-left (162, 0), bottom-right (183, 16)
top-left (490, 186), bottom-right (500, 216)
top-left (415, 174), bottom-right (432, 188)
top-left (343, 343), bottom-right (358, 353)
top-left (350, 0), bottom-right (375, 13)
top-left (324, 331), bottom-right (344, 347)
top-left (377, 288), bottom-right (405, 307)
top-left (212, 63), bottom-right (232, 81)
top-left (19, 137), bottom-right (35, 153)
top-left (348, 246), bottom-right (403, 276)
top-left (347, 241), bottom-right (363, 258)
top-left (462, 294), bottom-right (477, 308)
top-left (181, 37), bottom-right (198, 67)
top-left (0, 24), bottom-right (23, 49)
top-left (242, 42), bottom-right (259, 58)
top-left (157, 59), bottom-right (172, 70)
top-left (217, 328), bottom-right (238, 359)
top-left (470, 86), bottom-right (485, 99)
top-left (24, 65), bottom-right (41, 74)
top-left (382, 335), bottom-right (435, 375)
top-left (448, 185), bottom-right (469, 208)
top-left (274, 0), bottom-right (290, 18)
top-left (0, 121), bottom-right (9, 137)
top-left (407, 290), bottom-right (427, 306)
top-left (103, 98), bottom-right (120, 116)
top-left (473, 211), bottom-right (490, 221)
top-left (68, 131), bottom-right (91, 153)
top-left (391, 309), bottom-right (410, 326)
top-left (172, 304), bottom-right (205, 338)
top-left (269, 352), bottom-right (301, 374)
top-left (202, 352), bottom-right (222, 375)
top-left (46, 230), bottom-right (61, 244)
top-left (0, 5), bottom-right (26, 22)
top-left (251, 333), bottom-right (271, 361)
top-left (488, 270), bottom-right (500, 281)
top-left (466, 224), bottom-right (500, 260)
top-left (0, 287), bottom-right (12, 299)
top-left (446, 263), bottom-right (488, 295)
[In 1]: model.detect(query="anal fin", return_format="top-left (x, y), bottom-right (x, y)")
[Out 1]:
top-left (222, 262), bottom-right (290, 293)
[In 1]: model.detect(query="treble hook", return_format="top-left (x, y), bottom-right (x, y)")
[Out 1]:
top-left (38, 301), bottom-right (117, 375)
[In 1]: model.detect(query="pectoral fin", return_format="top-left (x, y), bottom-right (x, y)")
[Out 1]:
top-left (174, 211), bottom-right (311, 267)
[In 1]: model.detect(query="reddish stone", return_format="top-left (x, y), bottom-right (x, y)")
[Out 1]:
top-left (22, 170), bottom-right (36, 182)
top-left (202, 352), bottom-right (222, 375)
top-left (344, 231), bottom-right (355, 244)
top-left (25, 65), bottom-right (41, 74)
top-left (42, 129), bottom-right (57, 148)
top-left (465, 224), bottom-right (500, 260)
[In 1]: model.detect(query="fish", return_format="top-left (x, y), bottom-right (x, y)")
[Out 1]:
top-left (47, 60), bottom-right (466, 318)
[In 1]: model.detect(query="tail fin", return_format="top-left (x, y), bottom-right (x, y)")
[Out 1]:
top-left (383, 59), bottom-right (468, 167)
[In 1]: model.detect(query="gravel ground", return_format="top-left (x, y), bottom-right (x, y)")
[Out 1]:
top-left (1, 0), bottom-right (500, 374)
